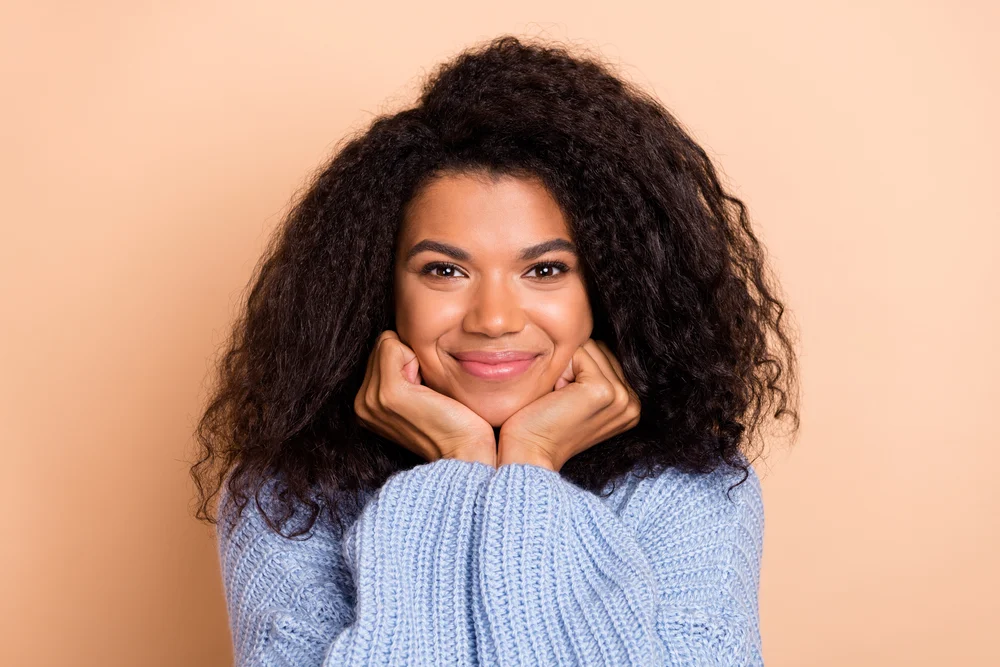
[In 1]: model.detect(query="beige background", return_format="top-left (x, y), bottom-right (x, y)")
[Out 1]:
top-left (2, 2), bottom-right (998, 665)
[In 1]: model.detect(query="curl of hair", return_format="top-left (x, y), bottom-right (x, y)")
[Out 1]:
top-left (190, 35), bottom-right (800, 540)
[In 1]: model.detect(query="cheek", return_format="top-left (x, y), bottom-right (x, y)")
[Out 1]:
top-left (531, 288), bottom-right (594, 344)
top-left (394, 284), bottom-right (461, 383)
top-left (395, 279), bottom-right (448, 340)
top-left (397, 299), bottom-right (463, 345)
top-left (530, 289), bottom-right (594, 382)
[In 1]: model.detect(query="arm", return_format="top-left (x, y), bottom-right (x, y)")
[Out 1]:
top-left (473, 461), bottom-right (765, 666)
top-left (216, 457), bottom-right (493, 667)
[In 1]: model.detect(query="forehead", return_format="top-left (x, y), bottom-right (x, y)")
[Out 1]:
top-left (400, 172), bottom-right (571, 246)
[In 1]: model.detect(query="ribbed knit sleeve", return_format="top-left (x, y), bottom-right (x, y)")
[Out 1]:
top-left (216, 457), bottom-right (494, 667)
top-left (473, 461), bottom-right (765, 666)
top-left (217, 457), bottom-right (765, 666)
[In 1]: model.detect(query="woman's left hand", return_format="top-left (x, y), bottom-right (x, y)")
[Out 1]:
top-left (498, 339), bottom-right (641, 471)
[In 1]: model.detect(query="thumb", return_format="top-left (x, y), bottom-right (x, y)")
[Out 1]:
top-left (570, 344), bottom-right (604, 386)
top-left (554, 344), bottom-right (599, 390)
top-left (401, 352), bottom-right (421, 384)
top-left (382, 331), bottom-right (421, 385)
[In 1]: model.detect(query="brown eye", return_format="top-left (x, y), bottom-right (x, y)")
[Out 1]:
top-left (419, 262), bottom-right (467, 279)
top-left (526, 262), bottom-right (571, 280)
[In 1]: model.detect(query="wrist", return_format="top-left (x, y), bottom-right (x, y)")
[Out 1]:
top-left (496, 439), bottom-right (558, 471)
top-left (443, 452), bottom-right (497, 468)
top-left (440, 440), bottom-right (498, 468)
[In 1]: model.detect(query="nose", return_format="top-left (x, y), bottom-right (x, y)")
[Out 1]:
top-left (462, 271), bottom-right (526, 337)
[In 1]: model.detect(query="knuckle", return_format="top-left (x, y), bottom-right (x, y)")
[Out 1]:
top-left (625, 395), bottom-right (640, 418)
top-left (376, 384), bottom-right (396, 408)
top-left (357, 393), bottom-right (374, 413)
top-left (625, 398), bottom-right (641, 426)
top-left (591, 381), bottom-right (615, 406)
top-left (613, 386), bottom-right (630, 410)
top-left (377, 338), bottom-right (398, 359)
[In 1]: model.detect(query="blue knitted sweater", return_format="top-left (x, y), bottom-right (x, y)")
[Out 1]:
top-left (216, 457), bottom-right (764, 666)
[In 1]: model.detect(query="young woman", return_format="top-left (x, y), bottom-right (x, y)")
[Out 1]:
top-left (192, 35), bottom-right (799, 666)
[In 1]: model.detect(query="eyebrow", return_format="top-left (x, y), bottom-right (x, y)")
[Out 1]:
top-left (405, 238), bottom-right (577, 263)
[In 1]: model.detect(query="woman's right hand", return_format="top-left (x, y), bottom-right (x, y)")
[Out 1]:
top-left (353, 330), bottom-right (497, 467)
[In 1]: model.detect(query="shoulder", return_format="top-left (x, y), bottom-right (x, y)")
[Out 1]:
top-left (215, 476), bottom-right (357, 573)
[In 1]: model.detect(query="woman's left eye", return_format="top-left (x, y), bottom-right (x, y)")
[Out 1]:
top-left (526, 262), bottom-right (570, 280)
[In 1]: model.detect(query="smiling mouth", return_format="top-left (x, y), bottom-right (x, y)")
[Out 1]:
top-left (450, 353), bottom-right (541, 382)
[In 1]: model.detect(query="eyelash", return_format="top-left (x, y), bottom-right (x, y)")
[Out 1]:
top-left (419, 261), bottom-right (571, 281)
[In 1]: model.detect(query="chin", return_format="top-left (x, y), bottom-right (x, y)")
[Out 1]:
top-left (422, 371), bottom-right (552, 427)
top-left (460, 394), bottom-right (525, 428)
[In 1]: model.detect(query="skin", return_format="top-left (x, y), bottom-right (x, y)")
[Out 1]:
top-left (354, 171), bottom-right (641, 472)
top-left (394, 172), bottom-right (593, 428)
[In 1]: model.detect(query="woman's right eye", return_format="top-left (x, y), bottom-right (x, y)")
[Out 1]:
top-left (419, 262), bottom-right (467, 279)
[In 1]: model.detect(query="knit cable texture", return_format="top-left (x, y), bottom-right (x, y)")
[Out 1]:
top-left (216, 457), bottom-right (764, 666)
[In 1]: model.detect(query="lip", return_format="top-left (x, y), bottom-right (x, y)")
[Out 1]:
top-left (450, 350), bottom-right (542, 381)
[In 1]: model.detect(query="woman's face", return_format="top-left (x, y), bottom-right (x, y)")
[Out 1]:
top-left (394, 172), bottom-right (594, 427)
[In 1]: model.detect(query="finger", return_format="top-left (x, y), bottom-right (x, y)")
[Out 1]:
top-left (571, 344), bottom-right (616, 407)
top-left (384, 334), bottom-right (419, 385)
top-left (593, 340), bottom-right (625, 383)
top-left (594, 340), bottom-right (639, 404)
top-left (367, 331), bottom-right (395, 410)
top-left (365, 330), bottom-right (394, 384)
top-left (356, 332), bottom-right (384, 416)
top-left (554, 354), bottom-right (576, 390)
top-left (588, 340), bottom-right (639, 419)
top-left (584, 339), bottom-right (620, 385)
top-left (398, 344), bottom-right (420, 385)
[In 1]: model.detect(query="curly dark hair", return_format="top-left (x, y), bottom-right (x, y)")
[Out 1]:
top-left (190, 34), bottom-right (800, 540)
